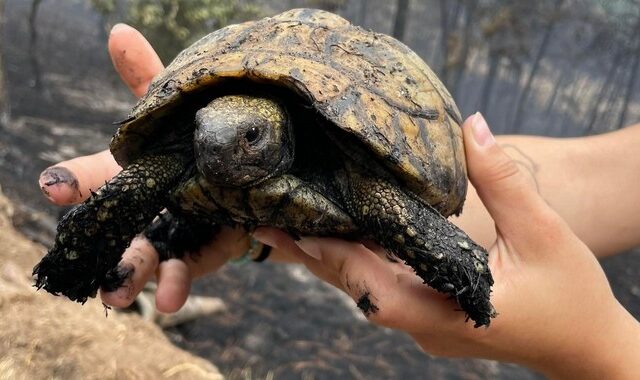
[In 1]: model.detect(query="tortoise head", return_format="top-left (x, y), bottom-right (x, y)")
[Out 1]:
top-left (194, 95), bottom-right (294, 187)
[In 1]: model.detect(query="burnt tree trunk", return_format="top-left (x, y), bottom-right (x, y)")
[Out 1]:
top-left (617, 51), bottom-right (640, 129)
top-left (542, 68), bottom-right (567, 135)
top-left (29, 0), bottom-right (43, 89)
top-left (615, 19), bottom-right (640, 130)
top-left (545, 69), bottom-right (566, 114)
top-left (586, 52), bottom-right (623, 133)
top-left (0, 0), bottom-right (7, 125)
top-left (559, 77), bottom-right (586, 136)
top-left (451, 1), bottom-right (476, 97)
top-left (512, 0), bottom-right (564, 131)
top-left (392, 0), bottom-right (410, 42)
top-left (599, 64), bottom-right (625, 132)
top-left (357, 0), bottom-right (367, 26)
top-left (439, 0), bottom-right (449, 85)
top-left (479, 53), bottom-right (500, 116)
top-left (501, 64), bottom-right (522, 133)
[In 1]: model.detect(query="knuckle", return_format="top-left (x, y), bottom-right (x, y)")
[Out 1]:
top-left (484, 155), bottom-right (522, 186)
top-left (532, 208), bottom-right (572, 244)
top-left (528, 204), bottom-right (575, 249)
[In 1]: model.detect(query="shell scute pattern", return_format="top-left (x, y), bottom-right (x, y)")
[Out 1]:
top-left (112, 8), bottom-right (466, 216)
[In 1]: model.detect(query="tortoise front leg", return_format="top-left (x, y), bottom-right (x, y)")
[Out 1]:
top-left (339, 170), bottom-right (496, 327)
top-left (33, 153), bottom-right (188, 303)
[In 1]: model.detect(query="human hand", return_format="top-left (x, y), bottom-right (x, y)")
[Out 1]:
top-left (253, 113), bottom-right (640, 378)
top-left (37, 24), bottom-right (260, 312)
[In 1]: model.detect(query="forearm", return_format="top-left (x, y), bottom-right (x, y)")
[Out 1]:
top-left (452, 123), bottom-right (640, 258)
top-left (537, 305), bottom-right (640, 380)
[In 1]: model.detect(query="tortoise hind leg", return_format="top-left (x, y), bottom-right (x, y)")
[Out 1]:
top-left (143, 211), bottom-right (220, 261)
top-left (339, 170), bottom-right (496, 327)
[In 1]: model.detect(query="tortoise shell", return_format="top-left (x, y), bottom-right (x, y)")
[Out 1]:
top-left (110, 8), bottom-right (467, 216)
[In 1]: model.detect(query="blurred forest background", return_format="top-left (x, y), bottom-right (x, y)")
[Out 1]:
top-left (6, 0), bottom-right (640, 135)
top-left (0, 0), bottom-right (638, 379)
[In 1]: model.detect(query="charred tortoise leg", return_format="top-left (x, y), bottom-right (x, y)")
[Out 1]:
top-left (143, 211), bottom-right (219, 261)
top-left (339, 170), bottom-right (496, 327)
top-left (33, 153), bottom-right (189, 303)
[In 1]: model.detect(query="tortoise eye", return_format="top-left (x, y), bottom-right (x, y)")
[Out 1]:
top-left (245, 126), bottom-right (261, 144)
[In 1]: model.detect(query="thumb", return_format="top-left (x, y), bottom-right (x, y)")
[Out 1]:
top-left (462, 113), bottom-right (555, 244)
top-left (108, 23), bottom-right (164, 98)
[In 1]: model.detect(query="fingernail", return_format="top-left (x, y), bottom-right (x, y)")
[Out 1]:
top-left (471, 112), bottom-right (495, 147)
top-left (116, 283), bottom-right (133, 300)
top-left (39, 166), bottom-right (80, 201)
top-left (110, 23), bottom-right (130, 34)
top-left (294, 237), bottom-right (322, 260)
top-left (102, 263), bottom-right (134, 293)
top-left (252, 230), bottom-right (279, 249)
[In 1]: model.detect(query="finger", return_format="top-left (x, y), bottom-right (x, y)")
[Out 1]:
top-left (253, 228), bottom-right (397, 264)
top-left (155, 259), bottom-right (191, 313)
top-left (297, 237), bottom-right (412, 281)
top-left (135, 226), bottom-right (246, 314)
top-left (294, 237), bottom-right (460, 331)
top-left (40, 25), bottom-right (162, 205)
top-left (100, 237), bottom-right (160, 308)
top-left (252, 227), bottom-right (303, 260)
top-left (108, 23), bottom-right (164, 98)
top-left (253, 228), bottom-right (413, 289)
top-left (185, 226), bottom-right (248, 278)
top-left (253, 228), bottom-right (343, 288)
top-left (290, 244), bottom-right (345, 290)
top-left (39, 150), bottom-right (122, 205)
top-left (463, 113), bottom-right (568, 246)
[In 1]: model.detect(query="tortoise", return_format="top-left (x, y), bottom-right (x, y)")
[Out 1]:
top-left (34, 8), bottom-right (496, 327)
